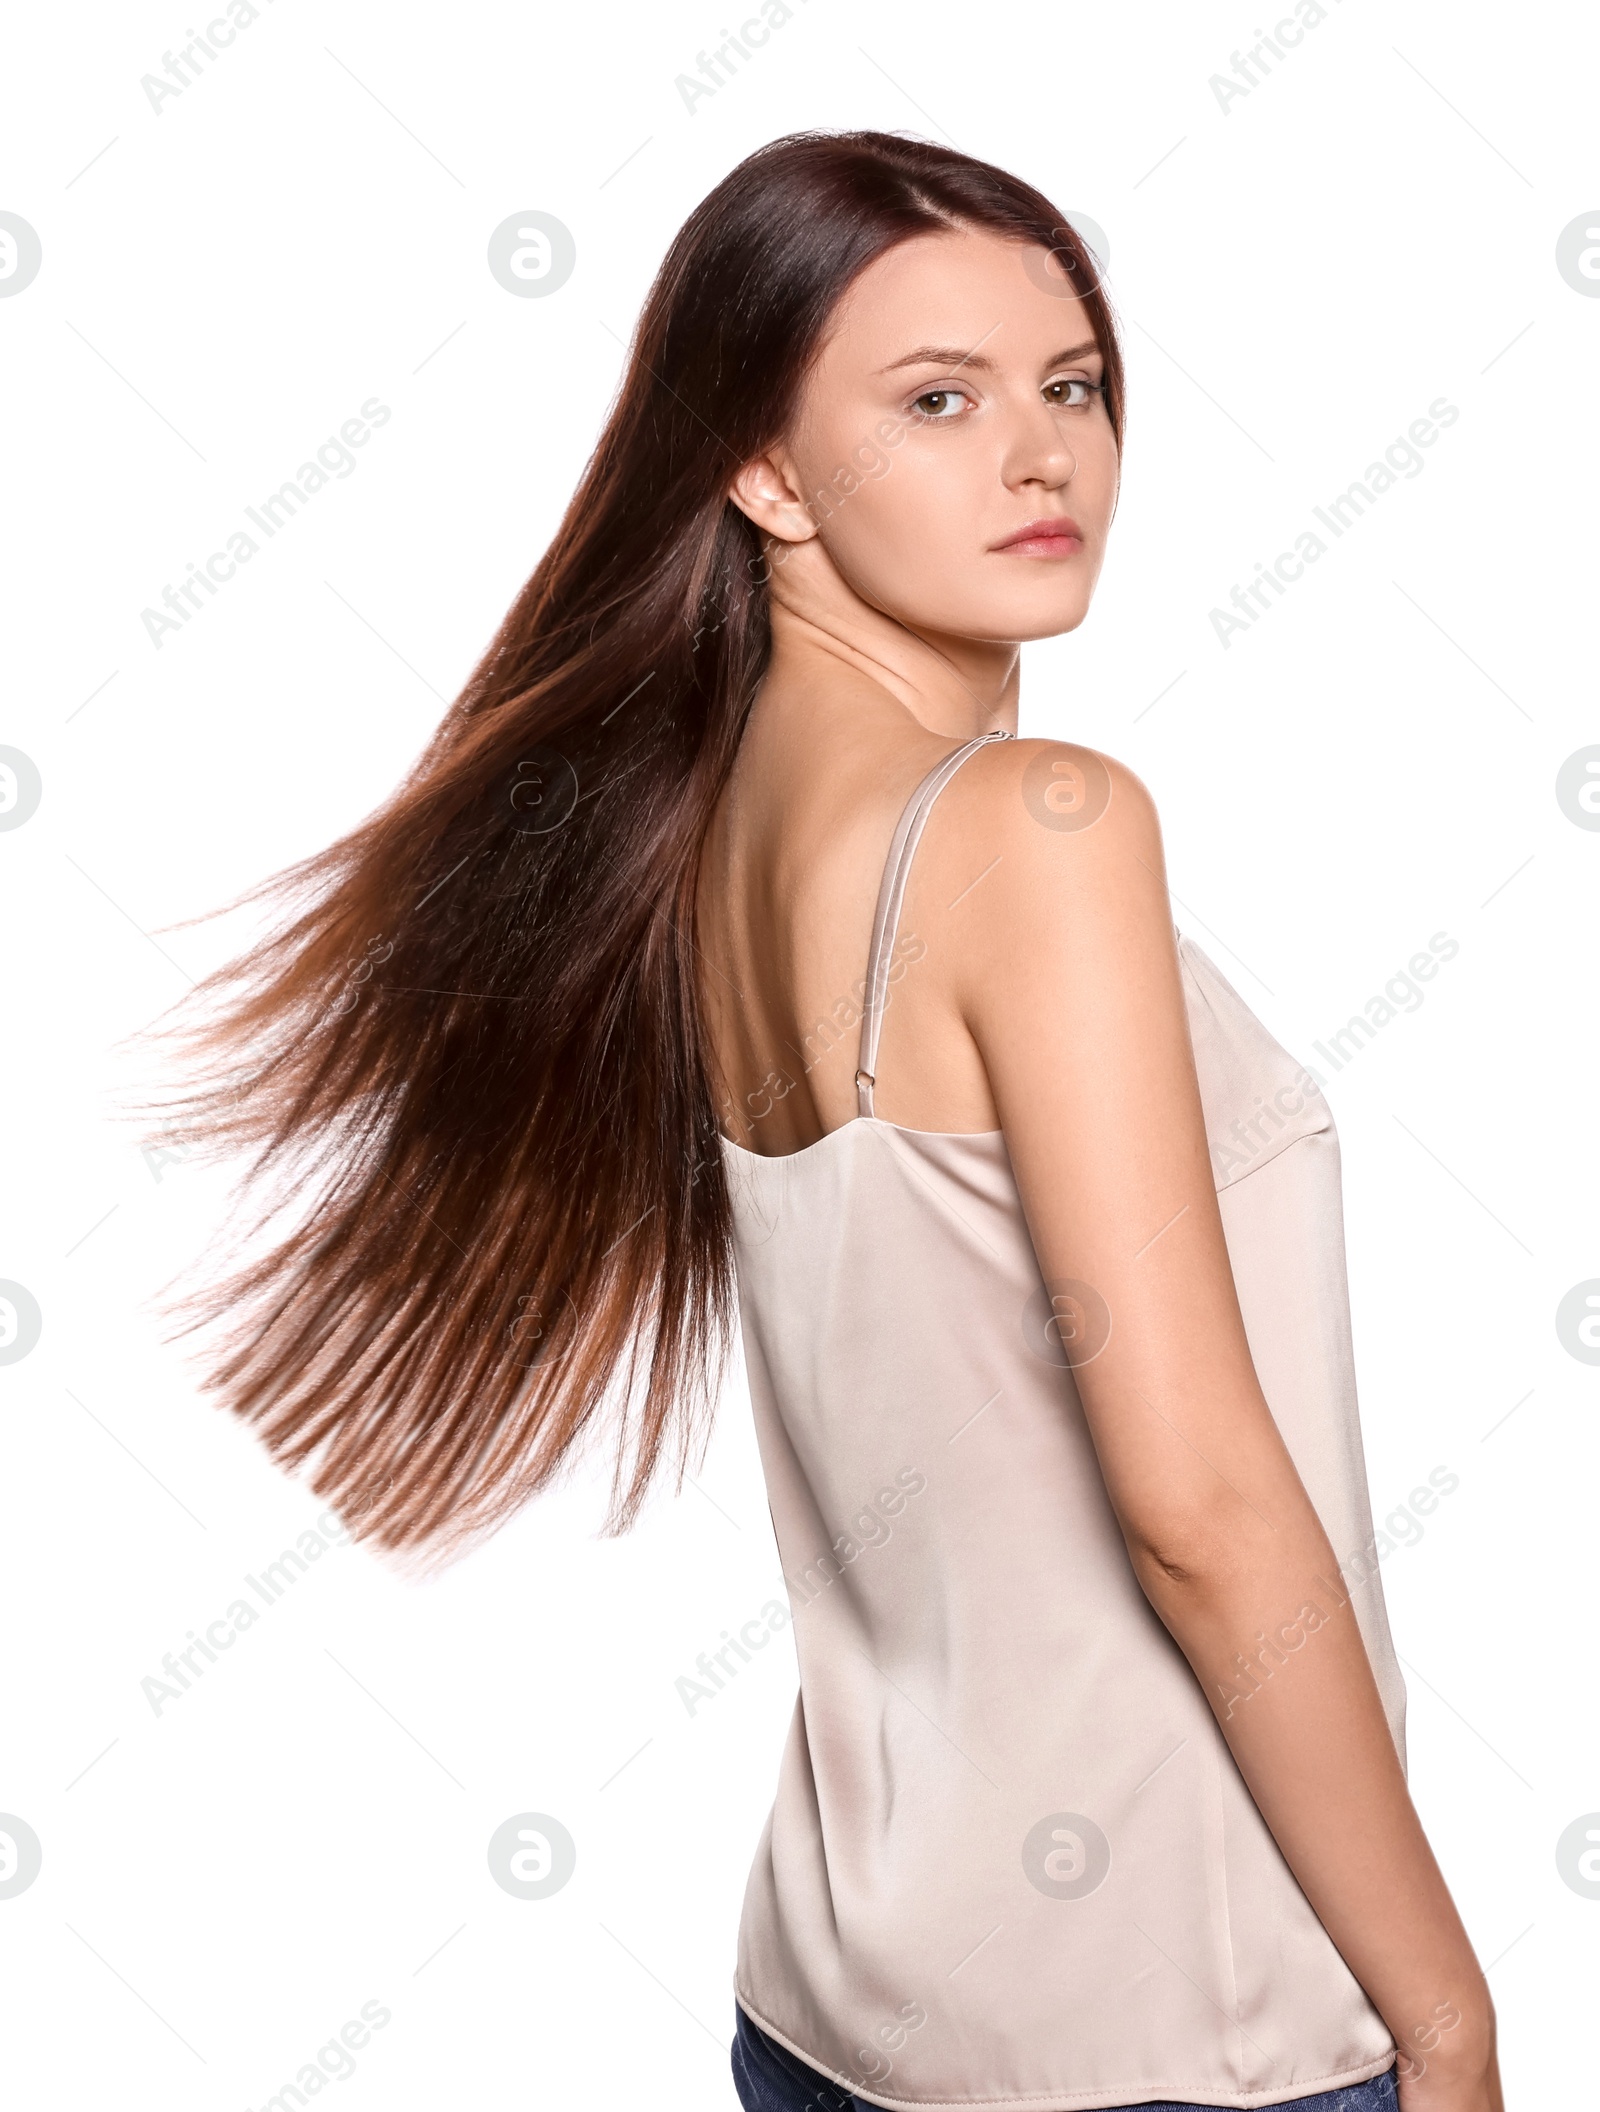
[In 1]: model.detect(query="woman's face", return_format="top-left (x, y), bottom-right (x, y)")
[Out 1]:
top-left (738, 224), bottom-right (1120, 646)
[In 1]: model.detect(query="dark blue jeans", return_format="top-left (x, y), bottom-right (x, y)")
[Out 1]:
top-left (731, 2000), bottom-right (1401, 2112)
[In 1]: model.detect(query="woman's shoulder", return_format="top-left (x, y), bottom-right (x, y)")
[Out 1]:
top-left (907, 732), bottom-right (1181, 1039)
top-left (934, 732), bottom-right (1166, 891)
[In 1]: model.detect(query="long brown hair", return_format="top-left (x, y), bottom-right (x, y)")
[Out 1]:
top-left (145, 129), bottom-right (1126, 1573)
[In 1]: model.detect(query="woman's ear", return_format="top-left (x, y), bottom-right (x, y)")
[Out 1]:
top-left (727, 449), bottom-right (820, 549)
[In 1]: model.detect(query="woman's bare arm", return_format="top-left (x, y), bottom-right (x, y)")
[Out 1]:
top-left (950, 740), bottom-right (1502, 2112)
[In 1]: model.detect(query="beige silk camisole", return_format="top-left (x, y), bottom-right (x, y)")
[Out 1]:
top-left (722, 731), bottom-right (1408, 2111)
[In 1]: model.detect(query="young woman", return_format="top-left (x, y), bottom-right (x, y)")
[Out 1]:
top-left (154, 133), bottom-right (1504, 2112)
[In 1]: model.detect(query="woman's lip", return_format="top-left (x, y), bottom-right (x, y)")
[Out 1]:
top-left (993, 519), bottom-right (1083, 554)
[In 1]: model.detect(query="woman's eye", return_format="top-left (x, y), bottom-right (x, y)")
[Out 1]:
top-left (1044, 377), bottom-right (1098, 408)
top-left (911, 388), bottom-right (967, 420)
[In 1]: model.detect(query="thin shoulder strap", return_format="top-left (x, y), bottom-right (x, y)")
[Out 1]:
top-left (856, 728), bottom-right (1012, 1119)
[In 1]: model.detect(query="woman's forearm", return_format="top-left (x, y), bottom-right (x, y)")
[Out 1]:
top-left (1133, 1516), bottom-right (1502, 2105)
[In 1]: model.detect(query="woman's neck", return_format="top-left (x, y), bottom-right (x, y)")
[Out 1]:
top-left (763, 554), bottom-right (1020, 741)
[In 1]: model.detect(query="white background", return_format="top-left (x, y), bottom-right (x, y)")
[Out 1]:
top-left (2, 0), bottom-right (1596, 2103)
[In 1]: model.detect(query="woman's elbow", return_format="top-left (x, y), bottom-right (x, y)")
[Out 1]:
top-left (1118, 1498), bottom-right (1283, 1605)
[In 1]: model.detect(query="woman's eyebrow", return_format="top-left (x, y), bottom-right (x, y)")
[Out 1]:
top-left (878, 338), bottom-right (1101, 374)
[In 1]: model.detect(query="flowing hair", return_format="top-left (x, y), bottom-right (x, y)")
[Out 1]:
top-left (142, 128), bottom-right (1126, 1573)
